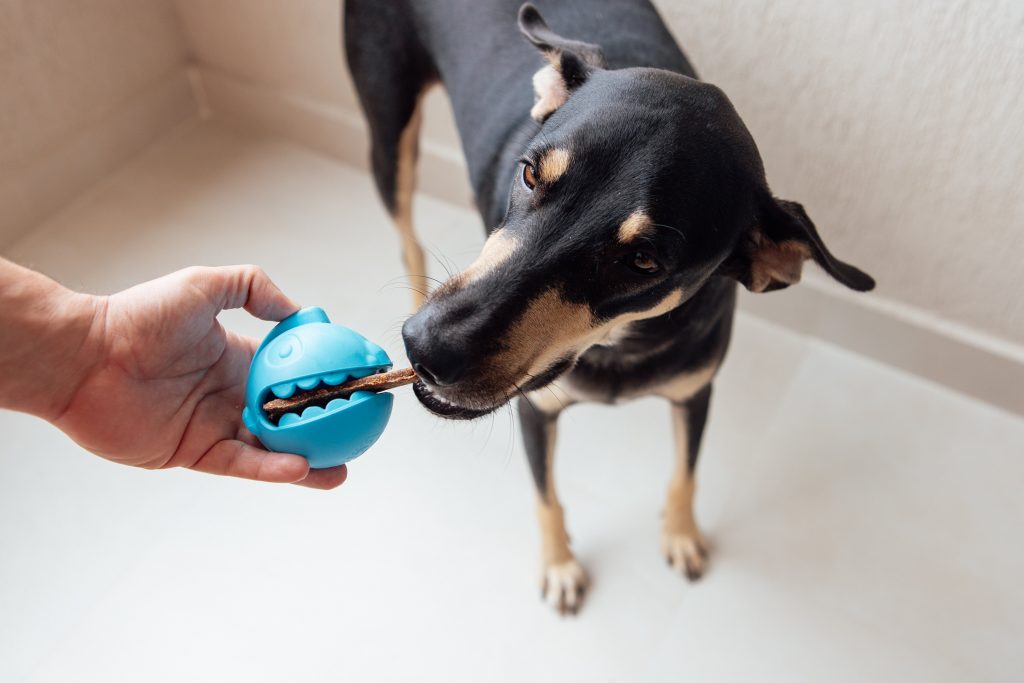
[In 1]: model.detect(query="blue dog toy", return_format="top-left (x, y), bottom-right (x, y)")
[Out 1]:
top-left (242, 307), bottom-right (395, 468)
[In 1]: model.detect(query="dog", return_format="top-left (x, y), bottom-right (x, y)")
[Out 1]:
top-left (344, 0), bottom-right (874, 614)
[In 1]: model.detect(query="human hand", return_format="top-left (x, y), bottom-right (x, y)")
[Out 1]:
top-left (51, 266), bottom-right (347, 489)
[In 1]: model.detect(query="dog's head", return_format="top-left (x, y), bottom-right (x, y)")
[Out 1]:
top-left (403, 4), bottom-right (874, 419)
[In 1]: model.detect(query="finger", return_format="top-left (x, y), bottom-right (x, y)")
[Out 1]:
top-left (193, 265), bottom-right (300, 321)
top-left (293, 464), bottom-right (348, 490)
top-left (234, 423), bottom-right (346, 490)
top-left (190, 439), bottom-right (311, 483)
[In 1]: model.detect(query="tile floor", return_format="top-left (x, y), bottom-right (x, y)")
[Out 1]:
top-left (2, 121), bottom-right (1022, 682)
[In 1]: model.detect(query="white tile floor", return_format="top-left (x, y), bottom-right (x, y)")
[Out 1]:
top-left (2, 121), bottom-right (1022, 682)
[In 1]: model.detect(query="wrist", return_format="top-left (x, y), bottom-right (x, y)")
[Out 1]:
top-left (51, 289), bottom-right (107, 419)
top-left (0, 264), bottom-right (106, 420)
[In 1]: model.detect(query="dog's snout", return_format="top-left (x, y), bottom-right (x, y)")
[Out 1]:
top-left (402, 308), bottom-right (468, 387)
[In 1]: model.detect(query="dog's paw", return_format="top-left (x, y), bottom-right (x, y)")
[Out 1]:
top-left (661, 531), bottom-right (708, 581)
top-left (540, 559), bottom-right (589, 616)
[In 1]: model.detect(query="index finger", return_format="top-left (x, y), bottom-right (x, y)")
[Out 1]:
top-left (190, 265), bottom-right (301, 322)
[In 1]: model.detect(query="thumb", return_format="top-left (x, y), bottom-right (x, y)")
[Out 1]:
top-left (196, 265), bottom-right (300, 321)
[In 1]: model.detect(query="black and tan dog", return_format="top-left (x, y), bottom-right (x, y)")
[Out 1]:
top-left (345, 0), bottom-right (874, 614)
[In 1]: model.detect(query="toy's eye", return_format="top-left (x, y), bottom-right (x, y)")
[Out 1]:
top-left (522, 162), bottom-right (538, 190)
top-left (267, 334), bottom-right (303, 366)
top-left (626, 251), bottom-right (661, 276)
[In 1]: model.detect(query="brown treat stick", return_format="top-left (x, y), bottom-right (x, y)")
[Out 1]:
top-left (262, 367), bottom-right (418, 422)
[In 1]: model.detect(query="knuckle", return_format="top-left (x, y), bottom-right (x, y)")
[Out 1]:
top-left (179, 265), bottom-right (206, 281)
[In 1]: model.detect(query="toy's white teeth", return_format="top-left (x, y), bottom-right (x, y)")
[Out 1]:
top-left (271, 382), bottom-right (297, 399)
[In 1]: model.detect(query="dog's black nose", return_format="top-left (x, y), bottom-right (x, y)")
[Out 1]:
top-left (402, 309), bottom-right (467, 387)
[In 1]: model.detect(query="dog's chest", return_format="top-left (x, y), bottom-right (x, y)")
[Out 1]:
top-left (528, 355), bottom-right (720, 413)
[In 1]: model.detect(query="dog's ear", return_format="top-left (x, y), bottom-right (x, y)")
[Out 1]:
top-left (518, 3), bottom-right (605, 122)
top-left (722, 197), bottom-right (875, 293)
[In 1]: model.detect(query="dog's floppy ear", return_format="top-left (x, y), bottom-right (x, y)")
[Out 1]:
top-left (518, 3), bottom-right (605, 122)
top-left (723, 197), bottom-right (876, 293)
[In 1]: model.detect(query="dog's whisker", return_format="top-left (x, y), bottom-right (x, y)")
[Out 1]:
top-left (543, 385), bottom-right (568, 412)
top-left (503, 402), bottom-right (516, 467)
top-left (406, 274), bottom-right (447, 288)
top-left (377, 274), bottom-right (427, 289)
top-left (517, 370), bottom-right (569, 413)
top-left (651, 222), bottom-right (688, 242)
top-left (385, 283), bottom-right (431, 298)
top-left (423, 244), bottom-right (458, 280)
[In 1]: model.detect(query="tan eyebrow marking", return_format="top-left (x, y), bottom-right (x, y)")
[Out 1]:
top-left (538, 148), bottom-right (571, 183)
top-left (617, 210), bottom-right (653, 242)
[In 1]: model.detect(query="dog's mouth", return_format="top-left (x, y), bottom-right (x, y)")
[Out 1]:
top-left (411, 356), bottom-right (576, 420)
top-left (412, 381), bottom-right (498, 420)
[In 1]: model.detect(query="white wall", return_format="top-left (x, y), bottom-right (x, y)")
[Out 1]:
top-left (4, 0), bottom-right (1020, 350)
top-left (656, 0), bottom-right (1024, 347)
top-left (0, 0), bottom-right (195, 246)
top-left (174, 0), bottom-right (465, 204)
top-left (171, 0), bottom-right (1024, 348)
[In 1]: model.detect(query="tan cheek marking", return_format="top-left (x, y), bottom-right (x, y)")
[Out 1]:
top-left (539, 148), bottom-right (571, 184)
top-left (750, 236), bottom-right (811, 292)
top-left (531, 65), bottom-right (569, 122)
top-left (498, 288), bottom-right (686, 380)
top-left (496, 289), bottom-right (593, 377)
top-left (461, 229), bottom-right (517, 283)
top-left (617, 210), bottom-right (653, 243)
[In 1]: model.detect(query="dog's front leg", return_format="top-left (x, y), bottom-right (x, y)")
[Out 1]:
top-left (518, 396), bottom-right (587, 615)
top-left (662, 383), bottom-right (712, 580)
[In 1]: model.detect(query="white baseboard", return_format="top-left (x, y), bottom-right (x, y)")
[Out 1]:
top-left (191, 66), bottom-right (1024, 418)
top-left (739, 275), bottom-right (1024, 416)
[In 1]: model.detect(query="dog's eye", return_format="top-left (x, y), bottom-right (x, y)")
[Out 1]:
top-left (627, 251), bottom-right (661, 276)
top-left (522, 162), bottom-right (538, 190)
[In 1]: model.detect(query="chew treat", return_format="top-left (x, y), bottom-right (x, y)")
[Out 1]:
top-left (263, 367), bottom-right (417, 422)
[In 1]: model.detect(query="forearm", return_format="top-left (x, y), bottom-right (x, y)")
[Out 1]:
top-left (0, 257), bottom-right (103, 420)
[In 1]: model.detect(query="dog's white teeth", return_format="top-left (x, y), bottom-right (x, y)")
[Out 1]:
top-left (271, 382), bottom-right (297, 399)
top-left (323, 372), bottom-right (349, 386)
top-left (297, 377), bottom-right (320, 391)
